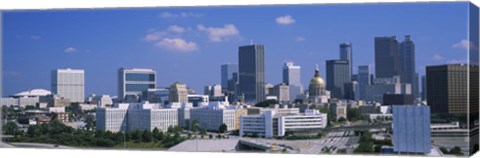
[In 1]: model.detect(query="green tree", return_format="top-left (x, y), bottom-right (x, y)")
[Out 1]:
top-left (449, 146), bottom-right (463, 155)
top-left (191, 120), bottom-right (200, 132)
top-left (374, 145), bottom-right (382, 153)
top-left (255, 99), bottom-right (278, 108)
top-left (132, 129), bottom-right (142, 141)
top-left (200, 128), bottom-right (207, 136)
top-left (84, 114), bottom-right (95, 131)
top-left (338, 117), bottom-right (347, 123)
top-left (95, 130), bottom-right (106, 138)
top-left (152, 127), bottom-right (163, 141)
top-left (113, 132), bottom-right (124, 143)
top-left (218, 123), bottom-right (228, 133)
top-left (17, 115), bottom-right (30, 124)
top-left (440, 147), bottom-right (449, 154)
top-left (3, 122), bottom-right (19, 135)
top-left (347, 105), bottom-right (363, 122)
top-left (142, 130), bottom-right (153, 142)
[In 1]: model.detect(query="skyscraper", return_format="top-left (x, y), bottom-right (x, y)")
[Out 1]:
top-left (326, 60), bottom-right (351, 99)
top-left (51, 68), bottom-right (85, 103)
top-left (357, 65), bottom-right (371, 100)
top-left (169, 82), bottom-right (188, 104)
top-left (399, 35), bottom-right (417, 98)
top-left (221, 64), bottom-right (238, 91)
top-left (421, 75), bottom-right (426, 101)
top-left (238, 44), bottom-right (265, 103)
top-left (118, 68), bottom-right (156, 101)
top-left (283, 62), bottom-right (303, 100)
top-left (426, 64), bottom-right (469, 114)
top-left (340, 42), bottom-right (353, 77)
top-left (375, 36), bottom-right (402, 79)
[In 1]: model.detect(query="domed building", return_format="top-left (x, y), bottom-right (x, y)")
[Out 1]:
top-left (308, 65), bottom-right (330, 103)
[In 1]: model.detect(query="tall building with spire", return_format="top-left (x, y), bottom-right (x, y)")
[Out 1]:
top-left (399, 35), bottom-right (418, 98)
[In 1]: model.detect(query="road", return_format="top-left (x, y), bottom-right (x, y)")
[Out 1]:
top-left (9, 142), bottom-right (75, 149)
top-left (235, 131), bottom-right (356, 154)
top-left (0, 141), bottom-right (15, 148)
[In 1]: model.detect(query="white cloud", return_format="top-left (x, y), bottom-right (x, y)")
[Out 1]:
top-left (295, 36), bottom-right (306, 42)
top-left (154, 38), bottom-right (198, 52)
top-left (30, 35), bottom-right (41, 40)
top-left (432, 54), bottom-right (445, 61)
top-left (143, 31), bottom-right (166, 42)
top-left (167, 25), bottom-right (186, 33)
top-left (447, 59), bottom-right (468, 64)
top-left (276, 15), bottom-right (296, 25)
top-left (64, 47), bottom-right (77, 53)
top-left (197, 24), bottom-right (240, 42)
top-left (159, 12), bottom-right (203, 18)
top-left (452, 39), bottom-right (478, 50)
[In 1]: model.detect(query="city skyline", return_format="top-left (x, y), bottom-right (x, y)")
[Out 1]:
top-left (3, 2), bottom-right (470, 96)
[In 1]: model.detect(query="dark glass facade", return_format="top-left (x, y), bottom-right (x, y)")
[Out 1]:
top-left (125, 73), bottom-right (155, 81)
top-left (238, 45), bottom-right (265, 103)
top-left (375, 36), bottom-right (402, 79)
top-left (326, 60), bottom-right (351, 99)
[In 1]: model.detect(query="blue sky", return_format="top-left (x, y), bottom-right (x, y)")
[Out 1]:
top-left (2, 2), bottom-right (471, 96)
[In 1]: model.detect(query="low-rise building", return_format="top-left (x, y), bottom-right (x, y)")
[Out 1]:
top-left (40, 95), bottom-right (71, 107)
top-left (329, 101), bottom-right (347, 120)
top-left (128, 103), bottom-right (178, 132)
top-left (166, 102), bottom-right (193, 129)
top-left (79, 103), bottom-right (98, 111)
top-left (189, 101), bottom-right (236, 132)
top-left (96, 102), bottom-right (178, 133)
top-left (48, 107), bottom-right (66, 113)
top-left (239, 109), bottom-right (328, 138)
top-left (96, 105), bottom-right (128, 132)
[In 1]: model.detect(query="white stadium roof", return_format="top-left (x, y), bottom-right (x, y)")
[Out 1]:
top-left (14, 89), bottom-right (51, 97)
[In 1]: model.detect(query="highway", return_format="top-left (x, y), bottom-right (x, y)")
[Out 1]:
top-left (9, 143), bottom-right (75, 149)
top-left (235, 131), bottom-right (356, 154)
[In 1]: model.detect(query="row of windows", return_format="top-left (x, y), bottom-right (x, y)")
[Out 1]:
top-left (126, 73), bottom-right (155, 82)
top-left (126, 84), bottom-right (155, 91)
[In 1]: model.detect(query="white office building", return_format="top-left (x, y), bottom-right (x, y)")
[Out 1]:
top-left (189, 101), bottom-right (236, 132)
top-left (166, 102), bottom-right (193, 129)
top-left (1, 98), bottom-right (18, 106)
top-left (52, 69), bottom-right (85, 103)
top-left (96, 104), bottom-right (129, 132)
top-left (96, 102), bottom-right (178, 132)
top-left (240, 109), bottom-right (328, 138)
top-left (118, 68), bottom-right (156, 101)
top-left (240, 110), bottom-right (275, 137)
top-left (283, 62), bottom-right (304, 101)
top-left (128, 102), bottom-right (178, 132)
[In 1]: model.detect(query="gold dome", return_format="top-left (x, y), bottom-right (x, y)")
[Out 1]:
top-left (310, 76), bottom-right (325, 87)
top-left (309, 65), bottom-right (325, 87)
